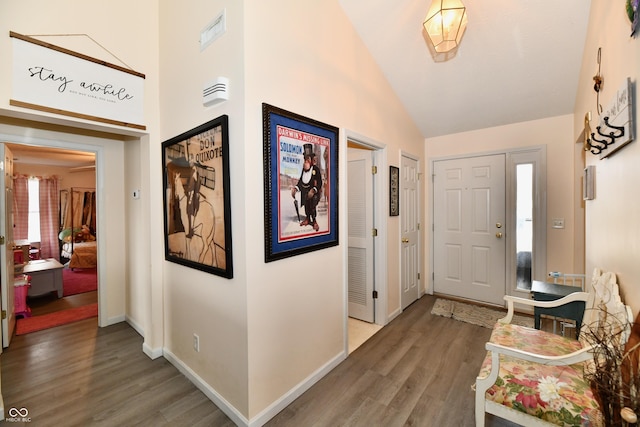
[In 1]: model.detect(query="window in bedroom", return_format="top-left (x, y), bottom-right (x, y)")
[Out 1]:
top-left (27, 177), bottom-right (41, 243)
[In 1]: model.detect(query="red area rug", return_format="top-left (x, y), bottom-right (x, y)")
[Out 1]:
top-left (63, 267), bottom-right (97, 296)
top-left (15, 303), bottom-right (98, 335)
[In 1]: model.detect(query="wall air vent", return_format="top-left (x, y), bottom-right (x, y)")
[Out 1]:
top-left (203, 77), bottom-right (229, 107)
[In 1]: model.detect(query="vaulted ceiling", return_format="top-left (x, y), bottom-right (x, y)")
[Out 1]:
top-left (7, 1), bottom-right (593, 162)
top-left (339, 0), bottom-right (592, 138)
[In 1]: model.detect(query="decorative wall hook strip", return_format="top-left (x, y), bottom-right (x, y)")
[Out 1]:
top-left (601, 116), bottom-right (625, 138)
top-left (587, 138), bottom-right (607, 155)
top-left (588, 116), bottom-right (626, 155)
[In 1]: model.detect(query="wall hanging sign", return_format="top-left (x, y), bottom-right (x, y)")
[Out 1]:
top-left (262, 103), bottom-right (339, 262)
top-left (162, 115), bottom-right (233, 278)
top-left (10, 31), bottom-right (145, 130)
top-left (589, 77), bottom-right (634, 159)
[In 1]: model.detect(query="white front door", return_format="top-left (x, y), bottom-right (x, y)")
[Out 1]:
top-left (433, 154), bottom-right (506, 305)
top-left (0, 143), bottom-right (15, 347)
top-left (347, 147), bottom-right (375, 322)
top-left (401, 155), bottom-right (420, 310)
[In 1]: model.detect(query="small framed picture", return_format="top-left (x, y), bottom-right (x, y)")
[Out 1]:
top-left (389, 166), bottom-right (399, 216)
top-left (162, 115), bottom-right (233, 278)
top-left (263, 103), bottom-right (339, 262)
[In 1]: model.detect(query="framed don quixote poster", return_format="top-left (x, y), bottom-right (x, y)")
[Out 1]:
top-left (162, 115), bottom-right (233, 278)
top-left (262, 103), bottom-right (339, 262)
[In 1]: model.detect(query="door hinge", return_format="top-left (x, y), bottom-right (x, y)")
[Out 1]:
top-left (1, 310), bottom-right (6, 319)
top-left (417, 223), bottom-right (420, 230)
top-left (0, 235), bottom-right (4, 245)
top-left (372, 228), bottom-right (378, 237)
top-left (372, 166), bottom-right (377, 174)
top-left (432, 272), bottom-right (435, 280)
top-left (372, 290), bottom-right (378, 299)
top-left (417, 273), bottom-right (421, 280)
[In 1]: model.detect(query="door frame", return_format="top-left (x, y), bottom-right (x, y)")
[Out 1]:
top-left (343, 131), bottom-right (388, 330)
top-left (428, 146), bottom-right (547, 301)
top-left (0, 133), bottom-right (106, 326)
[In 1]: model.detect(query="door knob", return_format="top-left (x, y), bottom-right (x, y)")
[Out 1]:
top-left (402, 238), bottom-right (409, 243)
top-left (496, 232), bottom-right (503, 238)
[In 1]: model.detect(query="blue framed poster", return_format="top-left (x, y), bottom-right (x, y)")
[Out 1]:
top-left (262, 103), bottom-right (339, 262)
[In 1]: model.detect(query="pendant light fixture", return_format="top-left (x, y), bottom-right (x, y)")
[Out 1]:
top-left (423, 0), bottom-right (468, 53)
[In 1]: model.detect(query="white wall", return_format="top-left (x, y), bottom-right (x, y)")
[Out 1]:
top-left (158, 0), bottom-right (250, 417)
top-left (425, 114), bottom-right (581, 282)
top-left (244, 0), bottom-right (424, 419)
top-left (574, 0), bottom-right (640, 316)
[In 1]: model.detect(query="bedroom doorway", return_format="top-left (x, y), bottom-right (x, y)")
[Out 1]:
top-left (6, 143), bottom-right (98, 336)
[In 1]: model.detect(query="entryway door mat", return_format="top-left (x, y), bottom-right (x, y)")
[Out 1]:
top-left (431, 298), bottom-right (533, 329)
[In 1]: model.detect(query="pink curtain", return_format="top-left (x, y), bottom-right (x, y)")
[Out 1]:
top-left (12, 176), bottom-right (29, 241)
top-left (39, 177), bottom-right (60, 260)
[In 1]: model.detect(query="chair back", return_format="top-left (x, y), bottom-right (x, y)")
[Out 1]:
top-left (580, 268), bottom-right (633, 349)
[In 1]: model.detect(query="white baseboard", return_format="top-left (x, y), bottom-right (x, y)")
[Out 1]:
top-left (162, 348), bottom-right (347, 427)
top-left (105, 314), bottom-right (125, 326)
top-left (388, 306), bottom-right (402, 322)
top-left (125, 315), bottom-right (144, 337)
top-left (163, 349), bottom-right (249, 427)
top-left (142, 342), bottom-right (163, 360)
top-left (247, 350), bottom-right (346, 427)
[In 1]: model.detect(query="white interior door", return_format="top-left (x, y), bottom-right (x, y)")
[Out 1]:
top-left (401, 155), bottom-right (420, 310)
top-left (433, 154), bottom-right (506, 305)
top-left (0, 143), bottom-right (15, 347)
top-left (347, 147), bottom-right (374, 322)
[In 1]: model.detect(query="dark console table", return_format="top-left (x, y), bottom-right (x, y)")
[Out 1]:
top-left (531, 280), bottom-right (586, 337)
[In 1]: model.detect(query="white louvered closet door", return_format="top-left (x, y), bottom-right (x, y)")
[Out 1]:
top-left (347, 147), bottom-right (374, 322)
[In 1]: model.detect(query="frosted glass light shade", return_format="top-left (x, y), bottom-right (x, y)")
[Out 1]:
top-left (423, 0), bottom-right (468, 53)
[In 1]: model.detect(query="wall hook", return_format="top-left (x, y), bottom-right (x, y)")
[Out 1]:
top-left (588, 116), bottom-right (626, 155)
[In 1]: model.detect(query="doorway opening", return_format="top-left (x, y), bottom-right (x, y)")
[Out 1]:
top-left (9, 143), bottom-right (98, 337)
top-left (345, 136), bottom-right (387, 354)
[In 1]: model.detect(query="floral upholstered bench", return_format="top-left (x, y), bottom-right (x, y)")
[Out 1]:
top-left (474, 269), bottom-right (633, 426)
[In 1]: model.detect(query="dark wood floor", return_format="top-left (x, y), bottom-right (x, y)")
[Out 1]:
top-left (3, 295), bottom-right (520, 426)
top-left (26, 290), bottom-right (97, 316)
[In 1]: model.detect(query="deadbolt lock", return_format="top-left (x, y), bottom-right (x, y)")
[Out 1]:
top-left (496, 223), bottom-right (502, 229)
